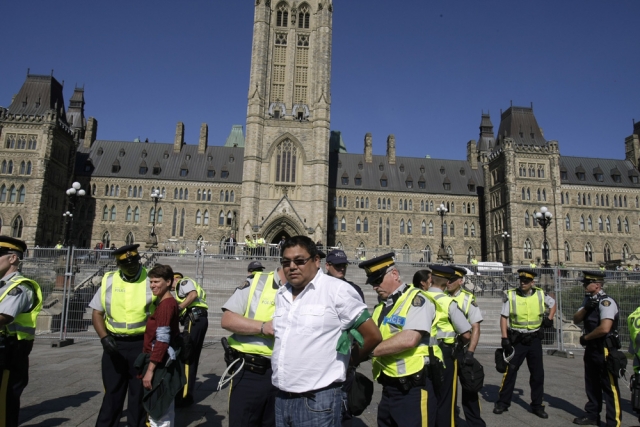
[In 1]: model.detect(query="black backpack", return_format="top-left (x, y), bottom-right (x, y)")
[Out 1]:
top-left (459, 358), bottom-right (485, 393)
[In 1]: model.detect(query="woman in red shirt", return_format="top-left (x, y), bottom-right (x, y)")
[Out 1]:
top-left (142, 264), bottom-right (180, 426)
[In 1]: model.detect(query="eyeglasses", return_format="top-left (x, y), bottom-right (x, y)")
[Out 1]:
top-left (371, 269), bottom-right (393, 286)
top-left (280, 256), bottom-right (313, 268)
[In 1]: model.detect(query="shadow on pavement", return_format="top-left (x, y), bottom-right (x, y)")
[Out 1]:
top-left (20, 390), bottom-right (99, 424)
top-left (21, 418), bottom-right (70, 427)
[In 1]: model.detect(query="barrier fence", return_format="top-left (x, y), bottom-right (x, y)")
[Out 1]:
top-left (26, 248), bottom-right (640, 353)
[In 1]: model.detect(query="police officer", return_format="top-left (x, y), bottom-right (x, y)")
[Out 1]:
top-left (247, 260), bottom-right (264, 278)
top-left (360, 253), bottom-right (439, 427)
top-left (447, 266), bottom-right (486, 427)
top-left (172, 272), bottom-right (209, 407)
top-left (427, 265), bottom-right (471, 427)
top-left (572, 271), bottom-right (621, 426)
top-left (89, 244), bottom-right (154, 427)
top-left (628, 304), bottom-right (640, 424)
top-left (494, 268), bottom-right (556, 418)
top-left (220, 266), bottom-right (286, 426)
top-left (0, 236), bottom-right (42, 427)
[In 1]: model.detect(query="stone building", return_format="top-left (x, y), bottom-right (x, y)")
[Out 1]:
top-left (1, 0), bottom-right (639, 267)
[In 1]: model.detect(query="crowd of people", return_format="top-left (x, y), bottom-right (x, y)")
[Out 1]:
top-left (0, 234), bottom-right (637, 426)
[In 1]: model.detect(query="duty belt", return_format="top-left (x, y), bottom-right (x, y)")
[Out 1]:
top-left (279, 381), bottom-right (343, 399)
top-left (191, 307), bottom-right (208, 317)
top-left (109, 333), bottom-right (145, 341)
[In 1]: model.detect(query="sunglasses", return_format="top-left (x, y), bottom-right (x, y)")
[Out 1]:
top-left (280, 256), bottom-right (313, 268)
top-left (371, 269), bottom-right (392, 286)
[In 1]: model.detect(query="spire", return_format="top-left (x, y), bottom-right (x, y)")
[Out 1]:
top-left (225, 125), bottom-right (245, 148)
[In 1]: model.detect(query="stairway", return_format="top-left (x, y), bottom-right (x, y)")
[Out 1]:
top-left (475, 296), bottom-right (505, 348)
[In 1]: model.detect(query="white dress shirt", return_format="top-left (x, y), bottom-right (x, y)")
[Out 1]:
top-left (271, 269), bottom-right (367, 393)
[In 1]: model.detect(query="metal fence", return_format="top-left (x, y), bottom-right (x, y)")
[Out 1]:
top-left (26, 249), bottom-right (640, 352)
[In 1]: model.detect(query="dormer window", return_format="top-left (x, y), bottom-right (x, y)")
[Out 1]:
top-left (561, 170), bottom-right (568, 180)
top-left (341, 172), bottom-right (349, 185)
top-left (468, 184), bottom-right (476, 192)
top-left (399, 164), bottom-right (405, 173)
top-left (97, 147), bottom-right (103, 155)
top-left (355, 175), bottom-right (362, 186)
top-left (420, 166), bottom-right (425, 174)
top-left (595, 173), bottom-right (604, 182)
top-left (338, 161), bottom-right (342, 169)
top-left (139, 162), bottom-right (148, 175)
top-left (119, 149), bottom-right (125, 157)
top-left (443, 177), bottom-right (451, 190)
top-left (273, 109), bottom-right (281, 119)
top-left (380, 174), bottom-right (388, 188)
top-left (379, 163), bottom-right (384, 171)
top-left (185, 155), bottom-right (191, 160)
top-left (112, 160), bottom-right (121, 173)
top-left (612, 174), bottom-right (621, 183)
top-left (141, 150), bottom-right (147, 158)
top-left (180, 168), bottom-right (188, 177)
top-left (84, 161), bottom-right (93, 172)
top-left (406, 180), bottom-right (413, 189)
top-left (207, 169), bottom-right (215, 178)
top-left (577, 172), bottom-right (586, 181)
top-left (358, 162), bottom-right (363, 170)
top-left (221, 169), bottom-right (229, 179)
top-left (163, 151), bottom-right (169, 159)
top-left (460, 168), bottom-right (466, 176)
top-left (153, 166), bottom-right (161, 175)
top-left (440, 167), bottom-right (445, 175)
top-left (418, 180), bottom-right (426, 189)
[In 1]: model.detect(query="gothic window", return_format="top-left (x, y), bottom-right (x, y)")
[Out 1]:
top-left (276, 3), bottom-right (289, 27)
top-left (26, 161), bottom-right (31, 175)
top-left (595, 194), bottom-right (600, 206)
top-left (606, 217), bottom-right (611, 232)
top-left (295, 35), bottom-right (309, 104)
top-left (272, 33), bottom-right (288, 102)
top-left (617, 217), bottom-right (622, 232)
top-left (624, 196), bottom-right (628, 207)
top-left (386, 218), bottom-right (390, 246)
top-left (537, 188), bottom-right (541, 201)
top-left (450, 222), bottom-right (455, 236)
top-left (422, 220), bottom-right (427, 235)
top-left (561, 193), bottom-right (564, 204)
top-left (625, 217), bottom-right (630, 233)
top-left (126, 207), bottom-right (132, 222)
top-left (179, 209), bottom-right (186, 236)
top-left (180, 189), bottom-right (184, 200)
top-left (19, 161), bottom-right (25, 174)
top-left (471, 203), bottom-right (475, 214)
top-left (364, 218), bottom-right (369, 232)
top-left (598, 216), bottom-right (603, 231)
top-left (398, 199), bottom-right (403, 210)
top-left (227, 211), bottom-right (233, 226)
top-left (382, 199), bottom-right (386, 210)
top-left (203, 210), bottom-right (209, 225)
top-left (149, 208), bottom-right (155, 223)
top-left (543, 189), bottom-right (546, 201)
top-left (606, 195), bottom-right (609, 206)
top-left (524, 239), bottom-right (533, 259)
top-left (298, 4), bottom-right (310, 28)
top-left (133, 186), bottom-right (138, 198)
top-left (0, 185), bottom-right (6, 203)
top-left (379, 218), bottom-right (383, 245)
top-left (225, 190), bottom-right (229, 202)
top-left (230, 191), bottom-right (235, 203)
top-left (197, 190), bottom-right (201, 201)
top-left (623, 244), bottom-right (631, 260)
top-left (133, 207), bottom-right (140, 222)
top-left (604, 243), bottom-right (612, 262)
top-left (580, 215), bottom-right (585, 231)
top-left (341, 217), bottom-right (346, 232)
top-left (365, 198), bottom-right (369, 209)
top-left (399, 220), bottom-right (405, 235)
top-left (275, 140), bottom-right (297, 183)
top-left (409, 200), bottom-right (413, 211)
top-left (8, 185), bottom-right (16, 203)
top-left (207, 190), bottom-right (211, 201)
top-left (1, 161), bottom-right (6, 174)
top-left (526, 188), bottom-right (531, 200)
top-left (102, 206), bottom-right (109, 221)
top-left (429, 220), bottom-right (434, 236)
top-left (424, 246), bottom-right (432, 263)
top-left (525, 211), bottom-right (530, 227)
top-left (431, 201), bottom-right (435, 212)
top-left (588, 216), bottom-right (593, 231)
top-left (450, 202), bottom-right (454, 213)
top-left (443, 221), bottom-right (448, 236)
top-left (471, 223), bottom-right (476, 237)
top-left (219, 211), bottom-right (225, 226)
top-left (565, 242), bottom-right (571, 261)
top-left (11, 216), bottom-right (23, 238)
top-left (464, 222), bottom-right (469, 236)
top-left (5, 134), bottom-right (15, 149)
top-left (356, 218), bottom-right (361, 232)
top-left (110, 206), bottom-right (116, 221)
top-left (196, 210), bottom-right (202, 225)
top-left (128, 186), bottom-right (133, 197)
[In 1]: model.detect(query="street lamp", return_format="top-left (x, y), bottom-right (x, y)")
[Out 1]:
top-left (436, 203), bottom-right (450, 261)
top-left (148, 189), bottom-right (164, 249)
top-left (63, 182), bottom-right (85, 247)
top-left (535, 206), bottom-right (553, 267)
top-left (501, 230), bottom-right (510, 265)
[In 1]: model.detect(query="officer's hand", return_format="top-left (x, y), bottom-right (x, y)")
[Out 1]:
top-left (464, 351), bottom-right (475, 366)
top-left (542, 317), bottom-right (554, 328)
top-left (584, 297), bottom-right (599, 311)
top-left (100, 335), bottom-right (118, 356)
top-left (579, 335), bottom-right (588, 347)
top-left (261, 320), bottom-right (274, 336)
top-left (501, 338), bottom-right (513, 354)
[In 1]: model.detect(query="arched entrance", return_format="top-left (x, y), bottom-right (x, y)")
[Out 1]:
top-left (262, 215), bottom-right (306, 246)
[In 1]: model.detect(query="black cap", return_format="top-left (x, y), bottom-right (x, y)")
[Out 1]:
top-left (317, 250), bottom-right (327, 259)
top-left (173, 272), bottom-right (184, 279)
top-left (326, 249), bottom-right (348, 264)
top-left (0, 236), bottom-right (27, 256)
top-left (451, 266), bottom-right (467, 278)
top-left (430, 265), bottom-right (455, 279)
top-left (247, 261), bottom-right (265, 272)
top-left (113, 244), bottom-right (140, 263)
top-left (517, 268), bottom-right (537, 280)
top-left (359, 252), bottom-right (395, 284)
top-left (581, 270), bottom-right (605, 285)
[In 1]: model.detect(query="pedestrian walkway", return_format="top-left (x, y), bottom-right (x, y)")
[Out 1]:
top-left (20, 340), bottom-right (638, 426)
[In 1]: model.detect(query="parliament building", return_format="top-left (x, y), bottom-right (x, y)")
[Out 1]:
top-left (1, 0), bottom-right (640, 268)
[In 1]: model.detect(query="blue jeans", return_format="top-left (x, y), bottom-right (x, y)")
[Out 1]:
top-left (275, 384), bottom-right (342, 427)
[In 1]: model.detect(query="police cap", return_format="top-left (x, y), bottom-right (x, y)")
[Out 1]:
top-left (581, 270), bottom-right (605, 286)
top-left (0, 236), bottom-right (27, 258)
top-left (451, 266), bottom-right (467, 278)
top-left (517, 268), bottom-right (537, 281)
top-left (113, 244), bottom-right (141, 263)
top-left (173, 272), bottom-right (184, 279)
top-left (326, 249), bottom-right (348, 265)
top-left (430, 264), bottom-right (455, 279)
top-left (247, 261), bottom-right (265, 272)
top-left (359, 253), bottom-right (395, 284)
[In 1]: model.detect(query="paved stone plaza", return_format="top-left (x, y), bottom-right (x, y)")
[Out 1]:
top-left (18, 340), bottom-right (638, 426)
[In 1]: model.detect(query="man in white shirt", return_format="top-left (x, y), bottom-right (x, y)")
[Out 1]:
top-left (272, 236), bottom-right (381, 426)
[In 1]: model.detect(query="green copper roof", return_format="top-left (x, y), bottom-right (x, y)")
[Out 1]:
top-left (225, 125), bottom-right (245, 148)
top-left (330, 130), bottom-right (347, 153)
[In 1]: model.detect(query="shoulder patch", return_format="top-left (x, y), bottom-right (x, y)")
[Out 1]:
top-left (412, 294), bottom-right (426, 307)
top-left (601, 300), bottom-right (611, 307)
top-left (471, 300), bottom-right (478, 307)
top-left (236, 281), bottom-right (251, 291)
top-left (7, 287), bottom-right (23, 296)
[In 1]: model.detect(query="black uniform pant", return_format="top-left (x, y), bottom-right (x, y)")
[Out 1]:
top-left (341, 366), bottom-right (356, 427)
top-left (582, 346), bottom-right (622, 427)
top-left (435, 344), bottom-right (457, 427)
top-left (496, 334), bottom-right (544, 410)
top-left (455, 352), bottom-right (486, 427)
top-left (177, 316), bottom-right (209, 402)
top-left (96, 338), bottom-right (146, 427)
top-left (377, 380), bottom-right (437, 427)
top-left (229, 365), bottom-right (277, 426)
top-left (0, 339), bottom-right (33, 427)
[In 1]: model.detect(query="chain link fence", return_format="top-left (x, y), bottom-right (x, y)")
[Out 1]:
top-left (26, 248), bottom-right (640, 352)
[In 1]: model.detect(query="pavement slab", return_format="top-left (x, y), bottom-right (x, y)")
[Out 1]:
top-left (18, 340), bottom-right (639, 426)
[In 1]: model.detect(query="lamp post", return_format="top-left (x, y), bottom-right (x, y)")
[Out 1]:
top-left (436, 203), bottom-right (450, 261)
top-left (535, 206), bottom-right (553, 267)
top-left (148, 189), bottom-right (164, 249)
top-left (501, 230), bottom-right (510, 265)
top-left (63, 182), bottom-right (85, 247)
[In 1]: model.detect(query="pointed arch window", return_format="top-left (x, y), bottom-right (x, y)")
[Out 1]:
top-left (429, 220), bottom-right (434, 236)
top-left (407, 220), bottom-right (413, 235)
top-left (400, 219), bottom-right (405, 235)
top-left (386, 218), bottom-right (390, 246)
top-left (598, 216), bottom-right (603, 231)
top-left (149, 208), bottom-right (156, 223)
top-left (604, 243), bottom-right (612, 262)
top-left (356, 197), bottom-right (360, 209)
top-left (7, 161), bottom-right (13, 174)
top-left (8, 186), bottom-right (16, 203)
top-left (450, 222), bottom-right (455, 236)
top-left (525, 211), bottom-right (531, 227)
top-left (102, 206), bottom-right (109, 220)
top-left (587, 216), bottom-right (593, 231)
top-left (467, 247), bottom-right (475, 264)
top-left (341, 217), bottom-right (346, 232)
top-left (203, 210), bottom-right (209, 225)
top-left (443, 220), bottom-right (448, 236)
top-left (617, 217), bottom-right (622, 232)
top-left (128, 186), bottom-right (133, 197)
top-left (470, 223), bottom-right (476, 237)
top-left (298, 4), bottom-right (310, 28)
top-left (157, 208), bottom-right (163, 224)
top-left (0, 185), bottom-right (6, 202)
top-left (179, 209), bottom-right (186, 236)
top-left (625, 217), bottom-right (630, 233)
top-left (125, 232), bottom-right (135, 245)
top-left (275, 139), bottom-right (298, 183)
top-left (565, 242), bottom-right (571, 261)
top-left (17, 186), bottom-right (25, 203)
top-left (622, 244), bottom-right (631, 260)
top-left (464, 222), bottom-right (469, 236)
top-left (230, 191), bottom-right (235, 203)
top-left (333, 216), bottom-right (338, 232)
top-left (226, 211), bottom-right (233, 226)
top-left (580, 215), bottom-right (585, 231)
top-left (26, 161), bottom-right (32, 175)
top-left (1, 161), bottom-right (5, 174)
top-left (276, 3), bottom-right (289, 27)
top-left (356, 217), bottom-right (361, 232)
top-left (524, 239), bottom-right (533, 259)
top-left (471, 203), bottom-right (475, 214)
top-left (196, 210), bottom-right (202, 225)
top-left (585, 243), bottom-right (593, 262)
top-left (110, 206), bottom-right (117, 221)
top-left (19, 161), bottom-right (25, 174)
top-left (11, 216), bottom-right (23, 238)
top-left (365, 198), bottom-right (369, 209)
top-left (133, 207), bottom-right (140, 222)
top-left (126, 206), bottom-right (132, 222)
top-left (220, 190), bottom-right (224, 202)
top-left (606, 217), bottom-right (611, 232)
top-left (219, 211), bottom-right (225, 226)
top-left (363, 218), bottom-right (369, 232)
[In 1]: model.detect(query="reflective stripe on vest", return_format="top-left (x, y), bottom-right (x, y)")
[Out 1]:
top-left (430, 292), bottom-right (458, 344)
top-left (372, 287), bottom-right (443, 379)
top-left (629, 307), bottom-right (640, 373)
top-left (175, 277), bottom-right (208, 316)
top-left (0, 276), bottom-right (43, 340)
top-left (227, 272), bottom-right (277, 357)
top-left (508, 288), bottom-right (544, 330)
top-left (101, 269), bottom-right (155, 335)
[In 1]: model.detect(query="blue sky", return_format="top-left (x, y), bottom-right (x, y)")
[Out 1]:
top-left (1, 1), bottom-right (639, 161)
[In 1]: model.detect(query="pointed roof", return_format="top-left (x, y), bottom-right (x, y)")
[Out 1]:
top-left (224, 125), bottom-right (245, 148)
top-left (477, 112), bottom-right (496, 152)
top-left (8, 73), bottom-right (67, 123)
top-left (496, 105), bottom-right (547, 146)
top-left (67, 87), bottom-right (86, 131)
top-left (330, 130), bottom-right (348, 153)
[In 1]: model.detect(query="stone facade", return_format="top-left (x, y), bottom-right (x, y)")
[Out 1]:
top-left (1, 2), bottom-right (640, 268)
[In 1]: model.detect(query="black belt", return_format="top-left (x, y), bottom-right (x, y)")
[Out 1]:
top-left (279, 381), bottom-right (343, 399)
top-left (191, 307), bottom-right (208, 317)
top-left (110, 334), bottom-right (144, 342)
top-left (377, 370), bottom-right (426, 389)
top-left (237, 351), bottom-right (271, 368)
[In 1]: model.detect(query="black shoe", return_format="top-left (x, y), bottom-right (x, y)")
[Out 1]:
top-left (175, 395), bottom-right (194, 408)
top-left (572, 416), bottom-right (599, 425)
top-left (493, 404), bottom-right (508, 415)
top-left (531, 407), bottom-right (548, 419)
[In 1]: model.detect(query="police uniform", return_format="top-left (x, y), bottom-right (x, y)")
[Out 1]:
top-left (427, 265), bottom-right (472, 427)
top-left (360, 254), bottom-right (439, 427)
top-left (0, 237), bottom-right (42, 427)
top-left (89, 244), bottom-right (155, 427)
top-left (495, 268), bottom-right (555, 418)
top-left (574, 271), bottom-right (621, 426)
top-left (221, 269), bottom-right (282, 426)
top-left (448, 266), bottom-right (486, 427)
top-left (628, 305), bottom-right (640, 423)
top-left (173, 273), bottom-right (209, 407)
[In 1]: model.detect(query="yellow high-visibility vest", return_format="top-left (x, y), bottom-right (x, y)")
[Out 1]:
top-left (507, 288), bottom-right (545, 330)
top-left (100, 268), bottom-right (155, 335)
top-left (174, 277), bottom-right (208, 316)
top-left (428, 291), bottom-right (458, 344)
top-left (0, 275), bottom-right (42, 340)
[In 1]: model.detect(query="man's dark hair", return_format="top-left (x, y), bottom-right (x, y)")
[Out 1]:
top-left (281, 235), bottom-right (318, 259)
top-left (148, 264), bottom-right (174, 281)
top-left (412, 270), bottom-right (431, 287)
